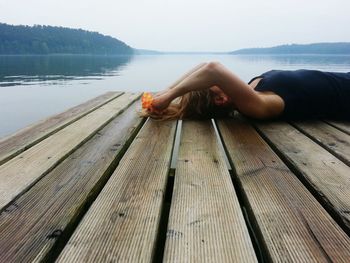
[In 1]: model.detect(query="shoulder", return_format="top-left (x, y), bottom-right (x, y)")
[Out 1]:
top-left (246, 74), bottom-right (285, 119)
top-left (247, 91), bottom-right (285, 119)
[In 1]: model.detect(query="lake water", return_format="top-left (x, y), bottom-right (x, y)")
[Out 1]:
top-left (0, 54), bottom-right (349, 138)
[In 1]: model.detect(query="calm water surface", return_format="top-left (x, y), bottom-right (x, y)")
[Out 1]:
top-left (0, 54), bottom-right (349, 138)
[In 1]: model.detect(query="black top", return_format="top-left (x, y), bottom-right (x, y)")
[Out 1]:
top-left (248, 69), bottom-right (350, 120)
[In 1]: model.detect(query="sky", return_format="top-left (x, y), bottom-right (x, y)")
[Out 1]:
top-left (0, 0), bottom-right (349, 52)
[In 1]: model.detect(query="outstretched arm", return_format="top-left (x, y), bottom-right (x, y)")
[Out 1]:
top-left (154, 62), bottom-right (208, 97)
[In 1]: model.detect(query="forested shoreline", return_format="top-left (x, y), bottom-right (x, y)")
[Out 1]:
top-left (231, 43), bottom-right (350, 55)
top-left (1, 23), bottom-right (349, 55)
top-left (0, 23), bottom-right (133, 55)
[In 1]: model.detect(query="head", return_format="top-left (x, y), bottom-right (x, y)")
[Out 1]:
top-left (141, 87), bottom-right (234, 121)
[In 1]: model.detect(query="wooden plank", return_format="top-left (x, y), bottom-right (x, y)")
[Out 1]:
top-left (292, 121), bottom-right (350, 166)
top-left (255, 121), bottom-right (350, 231)
top-left (327, 121), bottom-right (350, 135)
top-left (56, 119), bottom-right (177, 263)
top-left (0, 92), bottom-right (140, 211)
top-left (217, 118), bottom-right (350, 262)
top-left (0, 101), bottom-right (144, 262)
top-left (164, 121), bottom-right (257, 263)
top-left (0, 91), bottom-right (122, 165)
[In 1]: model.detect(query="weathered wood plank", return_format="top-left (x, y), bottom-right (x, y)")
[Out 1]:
top-left (164, 121), bottom-right (257, 263)
top-left (0, 101), bottom-right (144, 262)
top-left (292, 121), bottom-right (350, 166)
top-left (56, 119), bottom-right (177, 263)
top-left (255, 121), bottom-right (350, 231)
top-left (327, 121), bottom-right (350, 135)
top-left (0, 92), bottom-right (140, 211)
top-left (0, 91), bottom-right (122, 165)
top-left (217, 118), bottom-right (350, 262)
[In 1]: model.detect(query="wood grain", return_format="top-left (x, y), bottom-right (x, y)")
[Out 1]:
top-left (0, 91), bottom-right (122, 165)
top-left (56, 119), bottom-right (177, 263)
top-left (164, 121), bottom-right (257, 263)
top-left (0, 101), bottom-right (144, 262)
top-left (255, 121), bottom-right (350, 231)
top-left (0, 92), bottom-right (140, 211)
top-left (217, 118), bottom-right (350, 262)
top-left (327, 121), bottom-right (350, 135)
top-left (292, 121), bottom-right (350, 166)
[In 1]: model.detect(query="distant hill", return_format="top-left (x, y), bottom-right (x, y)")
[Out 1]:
top-left (0, 23), bottom-right (133, 55)
top-left (230, 43), bottom-right (350, 55)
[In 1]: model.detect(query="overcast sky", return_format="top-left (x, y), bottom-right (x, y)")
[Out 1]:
top-left (1, 0), bottom-right (349, 52)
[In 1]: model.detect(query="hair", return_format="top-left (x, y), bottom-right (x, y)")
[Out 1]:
top-left (140, 89), bottom-right (234, 121)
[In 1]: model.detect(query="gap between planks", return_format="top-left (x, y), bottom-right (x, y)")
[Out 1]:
top-left (163, 120), bottom-right (257, 263)
top-left (56, 119), bottom-right (177, 263)
top-left (254, 120), bottom-right (350, 234)
top-left (325, 121), bottom-right (350, 135)
top-left (0, 92), bottom-right (140, 212)
top-left (289, 120), bottom-right (350, 167)
top-left (0, 100), bottom-right (145, 262)
top-left (217, 118), bottom-right (350, 262)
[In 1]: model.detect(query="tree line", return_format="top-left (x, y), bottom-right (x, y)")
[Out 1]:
top-left (231, 43), bottom-right (350, 55)
top-left (0, 23), bottom-right (134, 55)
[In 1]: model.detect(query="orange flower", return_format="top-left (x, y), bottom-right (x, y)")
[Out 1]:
top-left (141, 92), bottom-right (154, 110)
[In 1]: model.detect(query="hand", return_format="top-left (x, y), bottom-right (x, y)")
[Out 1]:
top-left (151, 92), bottom-right (172, 112)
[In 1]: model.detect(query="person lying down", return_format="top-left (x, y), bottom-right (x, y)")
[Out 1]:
top-left (141, 62), bottom-right (350, 121)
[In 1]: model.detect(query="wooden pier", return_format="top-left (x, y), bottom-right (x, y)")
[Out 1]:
top-left (0, 91), bottom-right (350, 262)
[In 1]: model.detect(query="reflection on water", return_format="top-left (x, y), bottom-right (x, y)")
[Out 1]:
top-left (0, 54), bottom-right (134, 138)
top-left (0, 55), bottom-right (133, 86)
top-left (0, 54), bottom-right (349, 88)
top-left (0, 54), bottom-right (349, 138)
